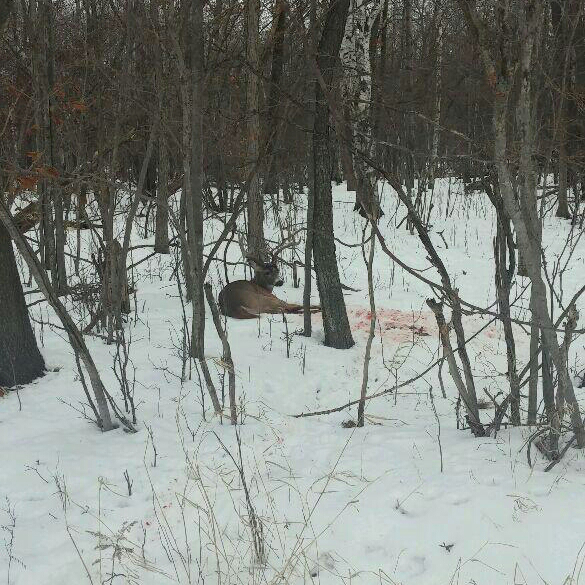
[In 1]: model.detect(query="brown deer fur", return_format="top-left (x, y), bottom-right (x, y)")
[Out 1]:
top-left (218, 257), bottom-right (320, 319)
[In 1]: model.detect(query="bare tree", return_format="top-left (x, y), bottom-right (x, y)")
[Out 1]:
top-left (457, 0), bottom-right (585, 454)
top-left (340, 0), bottom-right (383, 219)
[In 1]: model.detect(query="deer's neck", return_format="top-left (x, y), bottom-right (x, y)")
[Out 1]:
top-left (251, 277), bottom-right (273, 293)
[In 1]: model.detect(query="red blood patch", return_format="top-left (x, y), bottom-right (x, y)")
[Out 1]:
top-left (350, 308), bottom-right (433, 341)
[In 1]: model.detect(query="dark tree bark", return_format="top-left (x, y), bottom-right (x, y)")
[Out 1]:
top-left (551, 0), bottom-right (571, 219)
top-left (527, 292), bottom-right (539, 425)
top-left (189, 0), bottom-right (206, 360)
top-left (493, 208), bottom-right (520, 424)
top-left (0, 0), bottom-right (44, 387)
top-left (246, 0), bottom-right (265, 259)
top-left (0, 0), bottom-right (14, 31)
top-left (339, 103), bottom-right (357, 191)
top-left (0, 222), bottom-right (45, 387)
top-left (155, 125), bottom-right (170, 254)
top-left (303, 0), bottom-right (317, 337)
top-left (372, 0), bottom-right (389, 167)
top-left (154, 9), bottom-right (170, 255)
top-left (264, 0), bottom-right (288, 195)
top-left (43, 0), bottom-right (67, 293)
top-left (312, 0), bottom-right (354, 349)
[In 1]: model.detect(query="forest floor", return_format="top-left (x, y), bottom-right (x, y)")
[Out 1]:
top-left (2, 180), bottom-right (585, 585)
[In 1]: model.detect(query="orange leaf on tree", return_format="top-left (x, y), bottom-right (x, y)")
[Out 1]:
top-left (70, 101), bottom-right (88, 112)
top-left (17, 175), bottom-right (39, 190)
top-left (38, 165), bottom-right (60, 178)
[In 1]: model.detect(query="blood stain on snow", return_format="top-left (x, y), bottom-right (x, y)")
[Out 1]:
top-left (308, 308), bottom-right (499, 343)
top-left (350, 308), bottom-right (435, 342)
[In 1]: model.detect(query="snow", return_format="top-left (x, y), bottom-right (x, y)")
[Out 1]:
top-left (2, 179), bottom-right (585, 585)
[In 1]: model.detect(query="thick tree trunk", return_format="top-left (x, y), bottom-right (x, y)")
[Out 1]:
top-left (0, 223), bottom-right (45, 387)
top-left (312, 0), bottom-right (354, 349)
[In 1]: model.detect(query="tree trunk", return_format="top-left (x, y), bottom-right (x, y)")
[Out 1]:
top-left (527, 289), bottom-right (539, 425)
top-left (304, 0), bottom-right (317, 337)
top-left (493, 218), bottom-right (520, 424)
top-left (402, 0), bottom-right (415, 231)
top-left (151, 0), bottom-right (169, 254)
top-left (246, 0), bottom-right (265, 258)
top-left (552, 0), bottom-right (572, 219)
top-left (485, 176), bottom-right (520, 424)
top-left (429, 17), bottom-right (442, 185)
top-left (264, 0), bottom-right (288, 195)
top-left (0, 0), bottom-right (15, 31)
top-left (340, 0), bottom-right (383, 219)
top-left (44, 0), bottom-right (67, 293)
top-left (0, 223), bottom-right (45, 387)
top-left (155, 123), bottom-right (170, 254)
top-left (189, 0), bottom-right (206, 360)
top-left (373, 0), bottom-right (388, 167)
top-left (339, 103), bottom-right (357, 191)
top-left (557, 117), bottom-right (571, 218)
top-left (154, 22), bottom-right (170, 257)
top-left (312, 0), bottom-right (354, 349)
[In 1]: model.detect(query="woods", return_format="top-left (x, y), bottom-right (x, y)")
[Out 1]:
top-left (1, 0), bottom-right (585, 582)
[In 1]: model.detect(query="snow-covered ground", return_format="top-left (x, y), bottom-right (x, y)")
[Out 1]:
top-left (2, 180), bottom-right (585, 585)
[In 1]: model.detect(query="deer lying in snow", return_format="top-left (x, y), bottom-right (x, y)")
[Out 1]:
top-left (218, 243), bottom-right (320, 319)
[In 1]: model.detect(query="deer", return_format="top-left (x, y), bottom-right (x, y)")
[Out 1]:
top-left (218, 236), bottom-right (321, 319)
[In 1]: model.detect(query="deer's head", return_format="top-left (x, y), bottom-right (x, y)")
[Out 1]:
top-left (238, 231), bottom-right (301, 292)
top-left (247, 255), bottom-right (284, 292)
